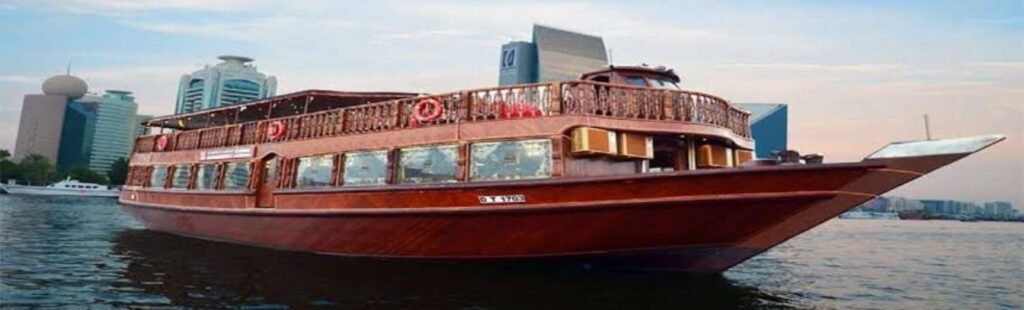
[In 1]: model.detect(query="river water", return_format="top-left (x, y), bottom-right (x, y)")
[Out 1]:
top-left (1, 195), bottom-right (1021, 309)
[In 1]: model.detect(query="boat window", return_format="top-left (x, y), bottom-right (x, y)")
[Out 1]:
top-left (343, 150), bottom-right (389, 186)
top-left (263, 159), bottom-right (280, 186)
top-left (195, 164), bottom-right (218, 190)
top-left (223, 162), bottom-right (251, 190)
top-left (296, 154), bottom-right (335, 188)
top-left (398, 145), bottom-right (458, 184)
top-left (471, 139), bottom-right (552, 181)
top-left (171, 165), bottom-right (191, 189)
top-left (626, 76), bottom-right (648, 87)
top-left (150, 165), bottom-right (168, 188)
top-left (650, 79), bottom-right (680, 90)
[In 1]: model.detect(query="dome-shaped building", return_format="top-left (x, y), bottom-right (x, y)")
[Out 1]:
top-left (42, 75), bottom-right (88, 99)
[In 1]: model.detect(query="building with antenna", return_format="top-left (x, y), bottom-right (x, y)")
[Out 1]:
top-left (14, 71), bottom-right (143, 175)
top-left (175, 55), bottom-right (277, 114)
top-left (498, 25), bottom-right (608, 86)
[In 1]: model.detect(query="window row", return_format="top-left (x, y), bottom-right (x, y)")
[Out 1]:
top-left (133, 139), bottom-right (553, 190)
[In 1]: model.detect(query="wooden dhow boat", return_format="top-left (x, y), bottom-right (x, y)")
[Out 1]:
top-left (119, 66), bottom-right (1004, 273)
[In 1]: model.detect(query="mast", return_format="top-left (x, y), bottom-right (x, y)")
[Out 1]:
top-left (923, 114), bottom-right (932, 140)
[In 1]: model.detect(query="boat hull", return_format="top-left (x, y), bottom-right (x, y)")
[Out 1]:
top-left (120, 160), bottom-right (902, 273)
top-left (120, 135), bottom-right (1005, 273)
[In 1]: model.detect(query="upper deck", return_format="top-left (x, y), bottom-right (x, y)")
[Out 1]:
top-left (133, 80), bottom-right (751, 154)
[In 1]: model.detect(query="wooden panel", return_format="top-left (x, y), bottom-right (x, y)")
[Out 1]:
top-left (618, 132), bottom-right (653, 159)
top-left (735, 150), bottom-right (754, 166)
top-left (571, 127), bottom-right (617, 156)
top-left (696, 144), bottom-right (730, 168)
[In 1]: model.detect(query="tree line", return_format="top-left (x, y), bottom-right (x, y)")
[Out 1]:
top-left (0, 149), bottom-right (129, 186)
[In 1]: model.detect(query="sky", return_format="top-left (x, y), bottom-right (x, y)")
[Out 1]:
top-left (0, 0), bottom-right (1021, 206)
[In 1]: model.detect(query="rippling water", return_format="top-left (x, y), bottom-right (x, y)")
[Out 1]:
top-left (1, 195), bottom-right (1021, 309)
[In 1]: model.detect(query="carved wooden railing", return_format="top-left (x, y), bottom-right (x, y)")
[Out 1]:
top-left (134, 82), bottom-right (749, 153)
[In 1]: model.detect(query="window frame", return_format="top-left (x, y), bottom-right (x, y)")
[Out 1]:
top-left (170, 164), bottom-right (192, 189)
top-left (194, 163), bottom-right (220, 191)
top-left (469, 138), bottom-right (553, 182)
top-left (149, 165), bottom-right (169, 189)
top-left (342, 149), bottom-right (391, 187)
top-left (222, 160), bottom-right (253, 191)
top-left (397, 144), bottom-right (459, 184)
top-left (295, 153), bottom-right (338, 189)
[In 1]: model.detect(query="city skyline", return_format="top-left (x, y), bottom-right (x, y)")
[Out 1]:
top-left (0, 1), bottom-right (1020, 206)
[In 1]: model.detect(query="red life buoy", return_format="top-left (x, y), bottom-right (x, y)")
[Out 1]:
top-left (412, 98), bottom-right (444, 125)
top-left (155, 135), bottom-right (169, 151)
top-left (267, 121), bottom-right (286, 140)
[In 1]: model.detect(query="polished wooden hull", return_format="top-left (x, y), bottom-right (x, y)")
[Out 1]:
top-left (119, 148), bottom-right (984, 273)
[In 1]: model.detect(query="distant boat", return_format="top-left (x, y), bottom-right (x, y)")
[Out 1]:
top-left (2, 178), bottom-right (119, 198)
top-left (839, 211), bottom-right (900, 220)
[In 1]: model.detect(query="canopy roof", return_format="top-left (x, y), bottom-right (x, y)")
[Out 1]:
top-left (145, 90), bottom-right (418, 130)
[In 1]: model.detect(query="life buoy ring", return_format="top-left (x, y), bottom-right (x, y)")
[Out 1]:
top-left (155, 135), bottom-right (169, 151)
top-left (412, 98), bottom-right (444, 125)
top-left (267, 121), bottom-right (286, 140)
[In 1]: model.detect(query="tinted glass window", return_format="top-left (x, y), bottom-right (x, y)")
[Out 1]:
top-left (263, 158), bottom-right (279, 184)
top-left (196, 164), bottom-right (218, 190)
top-left (626, 76), bottom-right (648, 87)
top-left (398, 145), bottom-right (457, 184)
top-left (343, 150), bottom-right (388, 186)
top-left (224, 162), bottom-right (251, 190)
top-left (223, 79), bottom-right (261, 92)
top-left (171, 165), bottom-right (191, 189)
top-left (150, 165), bottom-right (167, 188)
top-left (297, 155), bottom-right (335, 188)
top-left (471, 139), bottom-right (552, 181)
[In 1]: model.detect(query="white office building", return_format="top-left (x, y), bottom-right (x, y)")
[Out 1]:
top-left (175, 55), bottom-right (277, 114)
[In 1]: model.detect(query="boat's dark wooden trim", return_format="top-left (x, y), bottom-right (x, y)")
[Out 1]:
top-left (270, 162), bottom-right (881, 194)
top-left (120, 190), bottom-right (840, 216)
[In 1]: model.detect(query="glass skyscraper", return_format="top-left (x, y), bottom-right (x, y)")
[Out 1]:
top-left (175, 55), bottom-right (277, 114)
top-left (499, 25), bottom-right (608, 86)
top-left (55, 90), bottom-right (139, 173)
top-left (736, 103), bottom-right (788, 159)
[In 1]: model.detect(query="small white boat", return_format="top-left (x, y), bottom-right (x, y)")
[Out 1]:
top-left (839, 210), bottom-right (900, 220)
top-left (2, 178), bottom-right (119, 198)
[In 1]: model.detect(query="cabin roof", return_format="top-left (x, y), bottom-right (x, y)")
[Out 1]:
top-left (145, 89), bottom-right (418, 130)
top-left (580, 65), bottom-right (681, 83)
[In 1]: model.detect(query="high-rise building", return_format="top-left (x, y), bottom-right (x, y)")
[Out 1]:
top-left (736, 103), bottom-right (788, 158)
top-left (499, 25), bottom-right (608, 86)
top-left (14, 74), bottom-right (141, 174)
top-left (175, 55), bottom-right (277, 114)
top-left (13, 74), bottom-right (87, 163)
top-left (983, 201), bottom-right (1016, 219)
top-left (80, 90), bottom-right (139, 173)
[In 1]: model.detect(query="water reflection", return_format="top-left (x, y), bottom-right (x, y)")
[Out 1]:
top-left (111, 230), bottom-right (793, 309)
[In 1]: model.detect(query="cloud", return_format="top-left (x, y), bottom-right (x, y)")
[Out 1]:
top-left (717, 63), bottom-right (906, 74)
top-left (375, 30), bottom-right (481, 40)
top-left (0, 75), bottom-right (40, 83)
top-left (19, 0), bottom-right (274, 15)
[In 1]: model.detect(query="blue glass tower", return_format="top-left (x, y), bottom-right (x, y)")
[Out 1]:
top-left (736, 103), bottom-right (788, 159)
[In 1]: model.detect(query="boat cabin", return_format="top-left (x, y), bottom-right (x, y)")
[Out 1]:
top-left (124, 65), bottom-right (754, 209)
top-left (580, 65), bottom-right (682, 90)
